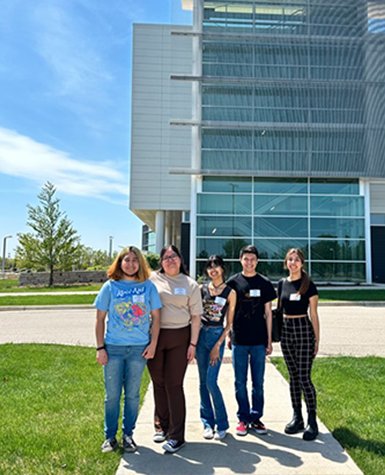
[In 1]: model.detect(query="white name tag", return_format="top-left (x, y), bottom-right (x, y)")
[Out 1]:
top-left (133, 295), bottom-right (145, 303)
top-left (214, 296), bottom-right (227, 307)
top-left (250, 289), bottom-right (261, 297)
top-left (174, 288), bottom-right (186, 295)
top-left (290, 293), bottom-right (301, 301)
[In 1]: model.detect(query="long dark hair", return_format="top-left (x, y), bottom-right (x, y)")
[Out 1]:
top-left (203, 255), bottom-right (226, 280)
top-left (284, 248), bottom-right (310, 295)
top-left (159, 245), bottom-right (189, 276)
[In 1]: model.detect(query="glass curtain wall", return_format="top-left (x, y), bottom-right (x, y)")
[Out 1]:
top-left (196, 177), bottom-right (366, 282)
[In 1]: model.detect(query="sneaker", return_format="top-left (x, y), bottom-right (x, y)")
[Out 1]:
top-left (122, 434), bottom-right (137, 453)
top-left (153, 430), bottom-right (167, 443)
top-left (162, 439), bottom-right (185, 453)
top-left (236, 421), bottom-right (248, 436)
top-left (251, 419), bottom-right (268, 435)
top-left (203, 425), bottom-right (214, 439)
top-left (214, 430), bottom-right (227, 440)
top-left (101, 437), bottom-right (118, 453)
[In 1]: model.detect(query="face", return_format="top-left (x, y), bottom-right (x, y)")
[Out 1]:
top-left (121, 251), bottom-right (140, 277)
top-left (286, 252), bottom-right (304, 274)
top-left (206, 263), bottom-right (224, 281)
top-left (162, 248), bottom-right (181, 276)
top-left (240, 252), bottom-right (258, 275)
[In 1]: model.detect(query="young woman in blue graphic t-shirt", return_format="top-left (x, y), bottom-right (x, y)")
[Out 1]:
top-left (94, 246), bottom-right (161, 454)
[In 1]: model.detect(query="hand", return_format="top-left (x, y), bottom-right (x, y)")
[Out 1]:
top-left (265, 342), bottom-right (272, 356)
top-left (314, 341), bottom-right (319, 357)
top-left (142, 343), bottom-right (156, 360)
top-left (209, 345), bottom-right (221, 366)
top-left (96, 349), bottom-right (108, 366)
top-left (227, 338), bottom-right (232, 350)
top-left (187, 344), bottom-right (196, 364)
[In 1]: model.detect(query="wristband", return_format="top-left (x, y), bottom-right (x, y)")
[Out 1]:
top-left (190, 342), bottom-right (197, 348)
top-left (96, 345), bottom-right (106, 351)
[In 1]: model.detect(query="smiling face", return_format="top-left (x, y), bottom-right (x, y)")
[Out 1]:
top-left (120, 251), bottom-right (140, 279)
top-left (161, 247), bottom-right (181, 276)
top-left (240, 252), bottom-right (258, 277)
top-left (285, 251), bottom-right (304, 276)
top-left (206, 263), bottom-right (224, 282)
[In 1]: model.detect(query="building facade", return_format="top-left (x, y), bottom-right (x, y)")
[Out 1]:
top-left (130, 1), bottom-right (385, 283)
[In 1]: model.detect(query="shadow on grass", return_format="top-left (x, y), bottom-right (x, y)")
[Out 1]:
top-left (333, 427), bottom-right (385, 457)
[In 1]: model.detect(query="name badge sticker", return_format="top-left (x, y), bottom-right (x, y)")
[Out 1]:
top-left (133, 295), bottom-right (145, 303)
top-left (250, 289), bottom-right (261, 298)
top-left (290, 293), bottom-right (301, 301)
top-left (214, 296), bottom-right (227, 307)
top-left (174, 288), bottom-right (187, 295)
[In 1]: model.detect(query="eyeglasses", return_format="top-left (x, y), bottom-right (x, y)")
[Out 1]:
top-left (162, 254), bottom-right (179, 262)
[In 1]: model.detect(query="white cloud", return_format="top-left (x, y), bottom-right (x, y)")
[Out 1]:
top-left (0, 127), bottom-right (128, 203)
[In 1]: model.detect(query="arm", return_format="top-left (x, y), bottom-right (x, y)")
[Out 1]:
top-left (142, 308), bottom-right (161, 359)
top-left (210, 289), bottom-right (236, 366)
top-left (187, 314), bottom-right (201, 364)
top-left (309, 295), bottom-right (320, 357)
top-left (95, 309), bottom-right (108, 366)
top-left (264, 301), bottom-right (273, 356)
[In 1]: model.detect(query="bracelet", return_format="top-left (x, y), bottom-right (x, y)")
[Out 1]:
top-left (190, 342), bottom-right (197, 348)
top-left (96, 345), bottom-right (106, 351)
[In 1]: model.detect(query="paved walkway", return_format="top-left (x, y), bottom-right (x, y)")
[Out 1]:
top-left (117, 355), bottom-right (362, 475)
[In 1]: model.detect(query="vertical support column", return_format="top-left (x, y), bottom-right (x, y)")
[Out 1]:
top-left (189, 0), bottom-right (203, 278)
top-left (155, 211), bottom-right (165, 254)
top-left (165, 222), bottom-right (172, 246)
top-left (362, 180), bottom-right (372, 284)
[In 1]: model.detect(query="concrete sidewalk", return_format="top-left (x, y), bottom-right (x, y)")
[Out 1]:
top-left (116, 353), bottom-right (362, 475)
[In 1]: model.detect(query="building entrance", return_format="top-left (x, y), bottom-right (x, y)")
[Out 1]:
top-left (371, 227), bottom-right (385, 283)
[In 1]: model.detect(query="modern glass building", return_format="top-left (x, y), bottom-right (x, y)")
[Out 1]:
top-left (130, 1), bottom-right (385, 283)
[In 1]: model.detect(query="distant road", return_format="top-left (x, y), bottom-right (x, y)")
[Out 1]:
top-left (0, 306), bottom-right (384, 357)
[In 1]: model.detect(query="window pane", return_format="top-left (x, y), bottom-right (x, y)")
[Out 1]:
top-left (254, 178), bottom-right (307, 194)
top-left (196, 260), bottom-right (242, 280)
top-left (202, 177), bottom-right (252, 193)
top-left (197, 216), bottom-right (252, 236)
top-left (254, 217), bottom-right (308, 238)
top-left (311, 196), bottom-right (364, 217)
top-left (256, 261), bottom-right (288, 282)
top-left (311, 240), bottom-right (365, 261)
top-left (254, 195), bottom-right (308, 216)
top-left (198, 194), bottom-right (252, 215)
top-left (197, 238), bottom-right (250, 259)
top-left (311, 263), bottom-right (366, 283)
top-left (311, 218), bottom-right (365, 239)
top-left (310, 178), bottom-right (360, 195)
top-left (254, 239), bottom-right (308, 260)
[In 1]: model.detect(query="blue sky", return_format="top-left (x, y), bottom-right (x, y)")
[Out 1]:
top-left (0, 0), bottom-right (192, 257)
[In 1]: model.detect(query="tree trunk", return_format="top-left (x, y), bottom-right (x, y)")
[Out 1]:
top-left (49, 265), bottom-right (54, 287)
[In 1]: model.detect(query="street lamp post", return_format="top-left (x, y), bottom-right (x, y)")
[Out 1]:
top-left (2, 235), bottom-right (12, 275)
top-left (109, 236), bottom-right (114, 263)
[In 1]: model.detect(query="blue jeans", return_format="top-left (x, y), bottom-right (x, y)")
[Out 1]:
top-left (103, 344), bottom-right (147, 439)
top-left (232, 344), bottom-right (266, 424)
top-left (196, 326), bottom-right (229, 431)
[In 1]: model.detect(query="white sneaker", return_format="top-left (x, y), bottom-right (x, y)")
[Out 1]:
top-left (214, 430), bottom-right (227, 440)
top-left (153, 431), bottom-right (167, 443)
top-left (203, 425), bottom-right (214, 439)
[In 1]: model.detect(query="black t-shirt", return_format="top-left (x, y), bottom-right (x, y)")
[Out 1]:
top-left (201, 284), bottom-right (232, 327)
top-left (227, 272), bottom-right (276, 346)
top-left (279, 278), bottom-right (318, 316)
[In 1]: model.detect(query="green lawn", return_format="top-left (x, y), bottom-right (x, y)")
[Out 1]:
top-left (319, 290), bottom-right (385, 301)
top-left (0, 344), bottom-right (150, 475)
top-left (272, 357), bottom-right (385, 475)
top-left (0, 294), bottom-right (96, 306)
top-left (0, 280), bottom-right (102, 293)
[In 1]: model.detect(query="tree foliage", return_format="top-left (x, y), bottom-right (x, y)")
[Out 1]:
top-left (145, 252), bottom-right (160, 271)
top-left (16, 182), bottom-right (81, 286)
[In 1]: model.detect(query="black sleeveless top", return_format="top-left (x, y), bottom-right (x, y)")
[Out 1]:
top-left (201, 284), bottom-right (232, 327)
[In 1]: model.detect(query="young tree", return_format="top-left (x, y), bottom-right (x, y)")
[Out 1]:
top-left (16, 182), bottom-right (81, 286)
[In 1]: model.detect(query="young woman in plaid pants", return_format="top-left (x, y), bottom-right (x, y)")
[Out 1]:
top-left (277, 248), bottom-right (320, 441)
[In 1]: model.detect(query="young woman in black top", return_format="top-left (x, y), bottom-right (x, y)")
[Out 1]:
top-left (277, 248), bottom-right (320, 441)
top-left (196, 255), bottom-right (236, 441)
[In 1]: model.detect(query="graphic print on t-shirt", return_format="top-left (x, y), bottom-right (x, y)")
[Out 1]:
top-left (112, 286), bottom-right (148, 332)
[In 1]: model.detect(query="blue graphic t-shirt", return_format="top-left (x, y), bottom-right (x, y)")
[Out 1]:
top-left (94, 279), bottom-right (162, 346)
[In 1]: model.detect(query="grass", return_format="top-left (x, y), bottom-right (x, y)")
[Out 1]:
top-left (272, 356), bottom-right (385, 475)
top-left (0, 344), bottom-right (150, 475)
top-left (0, 280), bottom-right (102, 293)
top-left (319, 290), bottom-right (385, 301)
top-left (0, 294), bottom-right (95, 306)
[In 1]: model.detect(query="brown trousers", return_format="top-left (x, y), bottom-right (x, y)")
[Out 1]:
top-left (147, 326), bottom-right (190, 442)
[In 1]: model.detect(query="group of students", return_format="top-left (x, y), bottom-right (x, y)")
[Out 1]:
top-left (94, 243), bottom-right (320, 454)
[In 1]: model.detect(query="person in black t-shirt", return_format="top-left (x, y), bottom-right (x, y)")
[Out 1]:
top-left (227, 245), bottom-right (276, 436)
top-left (277, 248), bottom-right (320, 441)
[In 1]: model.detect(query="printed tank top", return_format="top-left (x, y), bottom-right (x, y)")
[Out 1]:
top-left (201, 283), bottom-right (232, 327)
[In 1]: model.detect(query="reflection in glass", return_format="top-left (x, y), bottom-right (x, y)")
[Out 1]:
top-left (311, 263), bottom-right (366, 283)
top-left (310, 178), bottom-right (359, 195)
top-left (196, 238), bottom-right (249, 259)
top-left (198, 194), bottom-right (252, 215)
top-left (311, 218), bottom-right (365, 239)
top-left (254, 217), bottom-right (308, 238)
top-left (254, 178), bottom-right (307, 194)
top-left (197, 216), bottom-right (252, 237)
top-left (311, 196), bottom-right (364, 217)
top-left (310, 240), bottom-right (365, 261)
top-left (202, 176), bottom-right (252, 193)
top-left (254, 239), bottom-right (308, 260)
top-left (254, 195), bottom-right (307, 216)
